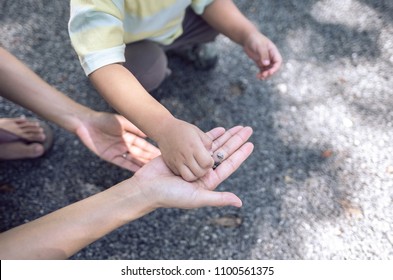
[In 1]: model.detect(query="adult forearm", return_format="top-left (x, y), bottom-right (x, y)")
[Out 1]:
top-left (0, 47), bottom-right (90, 133)
top-left (202, 0), bottom-right (259, 45)
top-left (89, 64), bottom-right (174, 141)
top-left (0, 178), bottom-right (153, 259)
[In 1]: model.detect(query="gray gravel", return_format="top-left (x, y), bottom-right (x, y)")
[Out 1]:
top-left (1, 0), bottom-right (393, 260)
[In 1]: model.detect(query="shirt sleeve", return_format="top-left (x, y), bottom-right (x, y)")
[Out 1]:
top-left (190, 0), bottom-right (215, 15)
top-left (68, 0), bottom-right (126, 75)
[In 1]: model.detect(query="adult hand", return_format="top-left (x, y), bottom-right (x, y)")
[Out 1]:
top-left (243, 31), bottom-right (282, 80)
top-left (133, 126), bottom-right (254, 209)
top-left (0, 125), bottom-right (253, 260)
top-left (76, 112), bottom-right (160, 171)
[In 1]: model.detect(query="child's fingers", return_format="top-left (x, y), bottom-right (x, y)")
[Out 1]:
top-left (187, 155), bottom-right (210, 178)
top-left (253, 40), bottom-right (282, 79)
top-left (194, 145), bottom-right (215, 169)
top-left (267, 63), bottom-right (281, 76)
top-left (257, 56), bottom-right (281, 79)
top-left (257, 69), bottom-right (274, 80)
top-left (269, 47), bottom-right (282, 71)
top-left (257, 63), bottom-right (280, 79)
top-left (178, 163), bottom-right (198, 182)
top-left (200, 130), bottom-right (214, 151)
top-left (256, 44), bottom-right (271, 67)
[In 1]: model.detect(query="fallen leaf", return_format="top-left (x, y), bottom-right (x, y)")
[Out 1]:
top-left (0, 183), bottom-right (15, 193)
top-left (321, 150), bottom-right (333, 158)
top-left (209, 215), bottom-right (242, 228)
top-left (339, 199), bottom-right (363, 219)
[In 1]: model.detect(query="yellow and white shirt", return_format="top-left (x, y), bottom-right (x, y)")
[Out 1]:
top-left (69, 0), bottom-right (214, 75)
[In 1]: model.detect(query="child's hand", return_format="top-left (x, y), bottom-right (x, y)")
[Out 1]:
top-left (243, 32), bottom-right (282, 80)
top-left (156, 118), bottom-right (215, 181)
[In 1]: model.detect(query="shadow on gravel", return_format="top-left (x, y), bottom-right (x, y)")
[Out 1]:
top-left (1, 0), bottom-right (391, 259)
top-left (359, 0), bottom-right (393, 22)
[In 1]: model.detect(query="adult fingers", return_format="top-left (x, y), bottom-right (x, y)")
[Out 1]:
top-left (212, 126), bottom-right (253, 165)
top-left (205, 127), bottom-right (226, 142)
top-left (123, 133), bottom-right (160, 155)
top-left (111, 154), bottom-right (143, 172)
top-left (126, 147), bottom-right (158, 163)
top-left (117, 115), bottom-right (147, 137)
top-left (210, 126), bottom-right (243, 153)
top-left (214, 142), bottom-right (254, 184)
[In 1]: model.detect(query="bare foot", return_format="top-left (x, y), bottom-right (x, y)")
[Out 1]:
top-left (0, 142), bottom-right (44, 160)
top-left (0, 117), bottom-right (47, 160)
top-left (0, 117), bottom-right (46, 142)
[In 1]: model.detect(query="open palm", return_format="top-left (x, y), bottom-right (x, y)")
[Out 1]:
top-left (76, 112), bottom-right (160, 171)
top-left (133, 126), bottom-right (254, 209)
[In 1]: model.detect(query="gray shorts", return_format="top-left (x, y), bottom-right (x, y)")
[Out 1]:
top-left (123, 8), bottom-right (218, 91)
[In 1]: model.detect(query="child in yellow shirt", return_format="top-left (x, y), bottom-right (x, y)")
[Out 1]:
top-left (69, 0), bottom-right (282, 181)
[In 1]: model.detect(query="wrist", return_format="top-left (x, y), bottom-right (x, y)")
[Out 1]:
top-left (65, 106), bottom-right (95, 135)
top-left (241, 28), bottom-right (261, 47)
top-left (149, 114), bottom-right (178, 144)
top-left (110, 177), bottom-right (157, 223)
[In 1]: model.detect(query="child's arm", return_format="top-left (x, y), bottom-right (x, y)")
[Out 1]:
top-left (68, 1), bottom-right (213, 180)
top-left (89, 63), bottom-right (214, 181)
top-left (202, 0), bottom-right (282, 79)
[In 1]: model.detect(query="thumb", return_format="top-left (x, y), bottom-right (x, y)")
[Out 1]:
top-left (195, 190), bottom-right (242, 208)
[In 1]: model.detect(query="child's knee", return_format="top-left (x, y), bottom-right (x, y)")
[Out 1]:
top-left (124, 41), bottom-right (169, 91)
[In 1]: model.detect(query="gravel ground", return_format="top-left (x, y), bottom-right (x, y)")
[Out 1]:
top-left (1, 0), bottom-right (392, 260)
